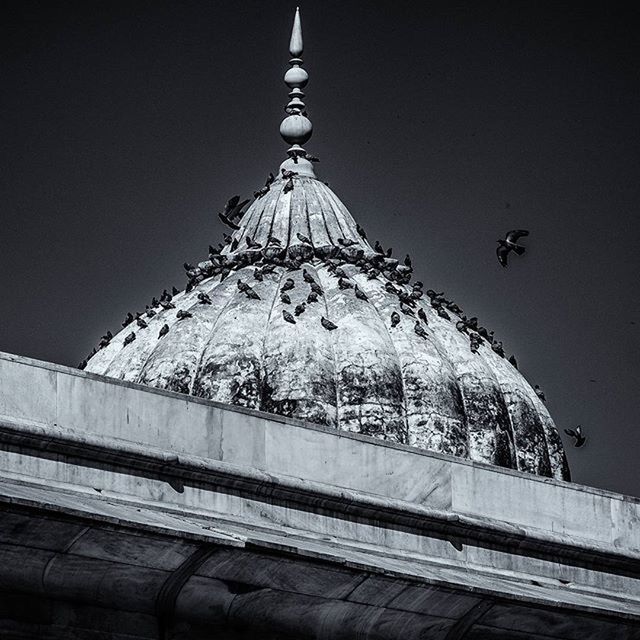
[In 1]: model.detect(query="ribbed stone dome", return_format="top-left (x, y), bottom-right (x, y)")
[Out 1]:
top-left (86, 175), bottom-right (570, 481)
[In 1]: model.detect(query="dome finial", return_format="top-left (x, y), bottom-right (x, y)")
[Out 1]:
top-left (279, 7), bottom-right (315, 177)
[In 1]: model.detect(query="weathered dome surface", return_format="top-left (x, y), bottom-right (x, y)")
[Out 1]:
top-left (86, 175), bottom-right (570, 481)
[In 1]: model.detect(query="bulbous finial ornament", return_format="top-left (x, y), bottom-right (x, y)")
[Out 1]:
top-left (280, 8), bottom-right (314, 159)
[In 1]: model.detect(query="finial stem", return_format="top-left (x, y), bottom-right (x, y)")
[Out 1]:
top-left (280, 8), bottom-right (313, 158)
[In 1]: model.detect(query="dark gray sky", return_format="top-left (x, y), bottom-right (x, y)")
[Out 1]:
top-left (1, 1), bottom-right (638, 496)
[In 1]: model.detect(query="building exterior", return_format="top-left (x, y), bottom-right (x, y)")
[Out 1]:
top-left (0, 9), bottom-right (638, 639)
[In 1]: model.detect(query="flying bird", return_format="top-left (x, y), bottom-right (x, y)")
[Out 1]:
top-left (496, 229), bottom-right (529, 267)
top-left (218, 195), bottom-right (250, 230)
top-left (321, 316), bottom-right (338, 331)
top-left (564, 426), bottom-right (587, 448)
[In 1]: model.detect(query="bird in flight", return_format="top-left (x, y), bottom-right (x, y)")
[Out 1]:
top-left (496, 229), bottom-right (529, 267)
top-left (564, 426), bottom-right (587, 448)
top-left (218, 195), bottom-right (250, 230)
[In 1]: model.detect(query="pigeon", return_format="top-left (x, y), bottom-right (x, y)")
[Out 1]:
top-left (418, 308), bottom-right (429, 324)
top-left (237, 280), bottom-right (250, 292)
top-left (414, 321), bottom-right (428, 339)
top-left (283, 177), bottom-right (294, 193)
top-left (78, 360), bottom-right (87, 370)
top-left (456, 320), bottom-right (468, 334)
top-left (123, 332), bottom-right (136, 346)
top-left (367, 268), bottom-right (380, 279)
top-left (230, 238), bottom-right (239, 251)
top-left (197, 292), bottom-right (212, 304)
top-left (469, 333), bottom-right (482, 354)
top-left (307, 291), bottom-right (319, 304)
top-left (302, 269), bottom-right (316, 284)
top-left (374, 241), bottom-right (385, 255)
top-left (161, 289), bottom-right (173, 302)
top-left (266, 172), bottom-right (275, 186)
top-left (400, 303), bottom-right (415, 316)
top-left (183, 263), bottom-right (194, 273)
top-left (283, 309), bottom-right (296, 324)
top-left (354, 285), bottom-right (368, 301)
top-left (136, 317), bottom-right (148, 329)
top-left (158, 324), bottom-right (169, 338)
top-left (496, 229), bottom-right (529, 267)
top-left (282, 278), bottom-right (295, 292)
top-left (385, 282), bottom-right (400, 295)
top-left (151, 297), bottom-right (160, 308)
top-left (404, 254), bottom-right (412, 268)
top-left (267, 236), bottom-right (283, 247)
top-left (436, 307), bottom-right (450, 320)
top-left (297, 232), bottom-right (312, 245)
top-left (338, 277), bottom-right (353, 290)
top-left (321, 316), bottom-right (338, 331)
top-left (356, 223), bottom-right (368, 240)
top-left (564, 426), bottom-right (587, 448)
top-left (253, 268), bottom-right (264, 282)
top-left (305, 154), bottom-right (320, 163)
top-left (122, 312), bottom-right (134, 327)
top-left (262, 263), bottom-right (277, 274)
top-left (391, 311), bottom-right (401, 327)
top-left (218, 195), bottom-right (250, 230)
top-left (280, 292), bottom-right (291, 304)
top-left (294, 303), bottom-right (306, 316)
top-left (146, 307), bottom-right (157, 317)
top-left (244, 287), bottom-right (260, 300)
top-left (172, 286), bottom-right (180, 296)
top-left (177, 309), bottom-right (193, 320)
top-left (491, 341), bottom-right (505, 357)
top-left (254, 186), bottom-right (269, 199)
top-left (310, 282), bottom-right (324, 296)
top-left (508, 355), bottom-right (518, 369)
top-left (223, 233), bottom-right (233, 245)
top-left (338, 238), bottom-right (357, 247)
top-left (333, 267), bottom-right (348, 279)
top-left (281, 169), bottom-right (298, 179)
top-left (159, 300), bottom-right (175, 310)
top-left (534, 385), bottom-right (546, 402)
top-left (246, 236), bottom-right (262, 249)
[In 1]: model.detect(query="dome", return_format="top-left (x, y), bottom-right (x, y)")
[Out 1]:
top-left (86, 175), bottom-right (570, 481)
